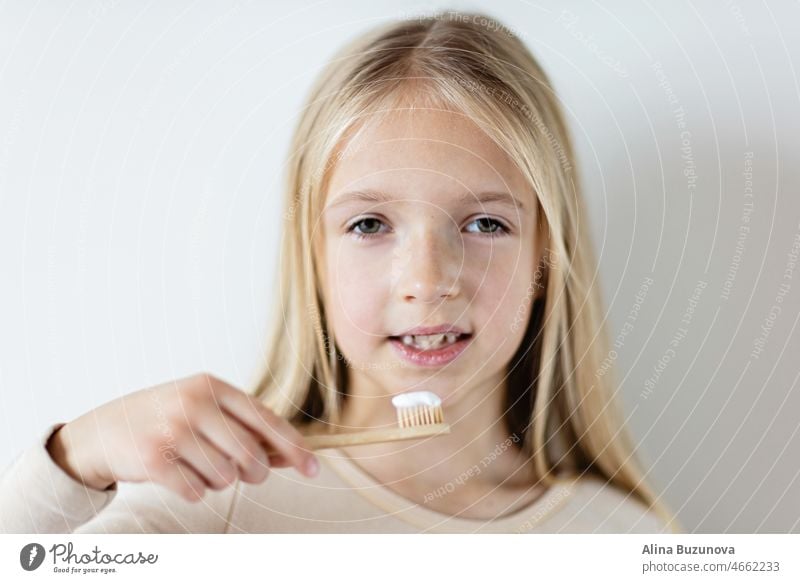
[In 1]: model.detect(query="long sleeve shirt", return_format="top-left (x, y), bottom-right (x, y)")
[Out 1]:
top-left (0, 423), bottom-right (679, 534)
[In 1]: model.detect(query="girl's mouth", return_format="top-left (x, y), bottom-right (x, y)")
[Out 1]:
top-left (387, 332), bottom-right (473, 367)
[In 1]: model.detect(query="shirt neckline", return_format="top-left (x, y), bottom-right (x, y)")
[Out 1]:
top-left (319, 448), bottom-right (580, 532)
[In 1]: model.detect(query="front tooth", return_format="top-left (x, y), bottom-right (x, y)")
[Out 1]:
top-left (398, 333), bottom-right (460, 350)
top-left (421, 333), bottom-right (446, 347)
top-left (410, 334), bottom-right (444, 350)
top-left (412, 336), bottom-right (429, 348)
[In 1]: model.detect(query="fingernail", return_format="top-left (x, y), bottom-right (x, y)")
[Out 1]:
top-left (305, 456), bottom-right (319, 477)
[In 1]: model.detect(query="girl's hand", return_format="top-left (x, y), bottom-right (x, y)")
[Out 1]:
top-left (46, 373), bottom-right (319, 502)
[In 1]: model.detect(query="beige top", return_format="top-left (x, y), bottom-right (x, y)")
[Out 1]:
top-left (0, 423), bottom-right (678, 534)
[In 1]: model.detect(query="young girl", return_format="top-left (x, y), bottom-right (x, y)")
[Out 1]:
top-left (0, 11), bottom-right (681, 534)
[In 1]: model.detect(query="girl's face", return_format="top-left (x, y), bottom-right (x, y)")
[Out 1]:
top-left (318, 106), bottom-right (543, 409)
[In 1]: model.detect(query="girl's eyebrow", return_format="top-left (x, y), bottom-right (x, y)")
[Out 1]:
top-left (325, 189), bottom-right (526, 212)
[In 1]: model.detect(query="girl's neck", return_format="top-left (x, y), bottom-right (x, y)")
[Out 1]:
top-left (332, 373), bottom-right (536, 491)
top-left (321, 373), bottom-right (545, 519)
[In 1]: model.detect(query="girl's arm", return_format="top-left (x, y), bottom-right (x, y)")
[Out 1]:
top-left (0, 423), bottom-right (234, 534)
top-left (0, 424), bottom-right (118, 533)
top-left (1, 373), bottom-right (317, 533)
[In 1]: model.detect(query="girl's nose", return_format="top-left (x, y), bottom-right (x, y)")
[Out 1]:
top-left (391, 228), bottom-right (462, 303)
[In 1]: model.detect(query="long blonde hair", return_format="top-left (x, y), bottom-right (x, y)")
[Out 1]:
top-left (250, 10), bottom-right (680, 531)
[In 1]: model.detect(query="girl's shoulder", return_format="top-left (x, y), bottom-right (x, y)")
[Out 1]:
top-left (546, 472), bottom-right (679, 533)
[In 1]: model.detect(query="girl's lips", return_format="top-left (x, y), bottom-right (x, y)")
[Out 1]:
top-left (387, 334), bottom-right (472, 368)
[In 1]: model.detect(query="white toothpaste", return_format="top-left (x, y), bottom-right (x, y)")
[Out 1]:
top-left (391, 390), bottom-right (441, 409)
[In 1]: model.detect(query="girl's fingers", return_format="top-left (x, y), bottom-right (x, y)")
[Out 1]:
top-left (197, 411), bottom-right (271, 484)
top-left (157, 460), bottom-right (207, 502)
top-left (176, 432), bottom-right (240, 490)
top-left (213, 384), bottom-right (318, 477)
top-left (266, 453), bottom-right (292, 468)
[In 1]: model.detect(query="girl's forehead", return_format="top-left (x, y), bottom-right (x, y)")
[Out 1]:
top-left (344, 107), bottom-right (498, 151)
top-left (325, 108), bottom-right (528, 197)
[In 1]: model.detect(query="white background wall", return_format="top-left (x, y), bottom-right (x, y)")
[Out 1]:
top-left (1, 0), bottom-right (798, 533)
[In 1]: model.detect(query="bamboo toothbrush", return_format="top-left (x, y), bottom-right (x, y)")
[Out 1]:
top-left (294, 390), bottom-right (450, 450)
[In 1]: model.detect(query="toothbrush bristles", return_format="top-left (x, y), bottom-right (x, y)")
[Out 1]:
top-left (396, 404), bottom-right (444, 428)
top-left (391, 390), bottom-right (446, 429)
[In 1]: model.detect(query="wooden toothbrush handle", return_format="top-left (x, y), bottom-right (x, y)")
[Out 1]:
top-left (265, 423), bottom-right (451, 453)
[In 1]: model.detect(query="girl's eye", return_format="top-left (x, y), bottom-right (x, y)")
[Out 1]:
top-left (466, 216), bottom-right (509, 236)
top-left (347, 217), bottom-right (387, 239)
top-left (346, 216), bottom-right (509, 240)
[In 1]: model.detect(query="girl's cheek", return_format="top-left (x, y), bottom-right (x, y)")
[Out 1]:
top-left (475, 259), bottom-right (533, 331)
top-left (327, 248), bottom-right (389, 338)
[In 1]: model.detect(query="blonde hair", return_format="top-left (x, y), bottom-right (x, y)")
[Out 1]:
top-left (251, 10), bottom-right (680, 532)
